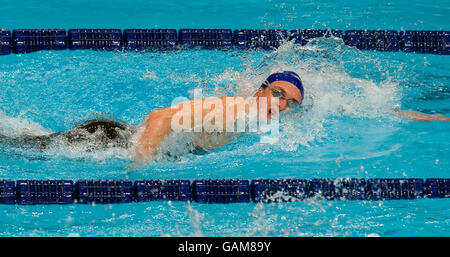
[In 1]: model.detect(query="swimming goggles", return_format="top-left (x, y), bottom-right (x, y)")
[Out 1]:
top-left (266, 84), bottom-right (301, 109)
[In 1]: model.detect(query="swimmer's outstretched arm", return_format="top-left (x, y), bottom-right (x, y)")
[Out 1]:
top-left (393, 109), bottom-right (450, 122)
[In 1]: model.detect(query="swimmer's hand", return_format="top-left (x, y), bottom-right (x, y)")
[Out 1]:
top-left (393, 109), bottom-right (450, 122)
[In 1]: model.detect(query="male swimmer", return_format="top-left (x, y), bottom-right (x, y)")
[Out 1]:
top-left (1, 71), bottom-right (449, 160)
top-left (134, 71), bottom-right (450, 163)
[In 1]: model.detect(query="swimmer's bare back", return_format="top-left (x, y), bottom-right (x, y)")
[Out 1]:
top-left (135, 96), bottom-right (255, 163)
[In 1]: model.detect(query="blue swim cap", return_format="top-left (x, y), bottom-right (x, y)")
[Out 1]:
top-left (260, 71), bottom-right (304, 101)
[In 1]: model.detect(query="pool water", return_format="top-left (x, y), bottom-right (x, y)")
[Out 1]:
top-left (0, 0), bottom-right (449, 236)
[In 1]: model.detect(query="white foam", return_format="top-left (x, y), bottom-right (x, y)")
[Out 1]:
top-left (0, 110), bottom-right (52, 137)
top-left (229, 38), bottom-right (400, 150)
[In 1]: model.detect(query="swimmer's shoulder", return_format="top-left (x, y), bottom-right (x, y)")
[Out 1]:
top-left (145, 105), bottom-right (179, 120)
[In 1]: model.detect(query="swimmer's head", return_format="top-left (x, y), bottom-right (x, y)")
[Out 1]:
top-left (255, 71), bottom-right (303, 117)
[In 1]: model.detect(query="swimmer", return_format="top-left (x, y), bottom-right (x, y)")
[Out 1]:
top-left (1, 71), bottom-right (449, 160)
top-left (134, 71), bottom-right (450, 163)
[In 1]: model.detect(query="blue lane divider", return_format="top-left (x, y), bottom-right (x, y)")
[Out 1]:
top-left (16, 180), bottom-right (73, 205)
top-left (192, 179), bottom-right (250, 203)
top-left (123, 29), bottom-right (177, 51)
top-left (0, 178), bottom-right (448, 205)
top-left (400, 31), bottom-right (450, 55)
top-left (425, 178), bottom-right (450, 198)
top-left (367, 179), bottom-right (425, 200)
top-left (309, 178), bottom-right (367, 200)
top-left (12, 29), bottom-right (66, 54)
top-left (251, 179), bottom-right (308, 202)
top-left (344, 30), bottom-right (399, 51)
top-left (234, 29), bottom-right (288, 49)
top-left (0, 29), bottom-right (11, 55)
top-left (68, 29), bottom-right (122, 51)
top-left (0, 29), bottom-right (449, 55)
top-left (0, 180), bottom-right (15, 204)
top-left (74, 180), bottom-right (133, 204)
top-left (290, 29), bottom-right (343, 45)
top-left (179, 29), bottom-right (233, 49)
top-left (134, 179), bottom-right (191, 201)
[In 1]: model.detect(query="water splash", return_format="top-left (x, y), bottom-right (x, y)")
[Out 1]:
top-left (186, 203), bottom-right (205, 237)
top-left (194, 38), bottom-right (402, 154)
top-left (0, 109), bottom-right (52, 137)
top-left (0, 37), bottom-right (402, 162)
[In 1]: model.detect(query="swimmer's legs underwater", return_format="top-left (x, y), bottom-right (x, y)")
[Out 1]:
top-left (0, 119), bottom-right (136, 151)
top-left (0, 118), bottom-right (207, 159)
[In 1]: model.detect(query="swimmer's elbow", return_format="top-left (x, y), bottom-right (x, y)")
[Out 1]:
top-left (135, 109), bottom-right (173, 164)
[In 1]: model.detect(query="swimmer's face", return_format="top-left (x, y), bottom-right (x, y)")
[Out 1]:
top-left (255, 80), bottom-right (302, 118)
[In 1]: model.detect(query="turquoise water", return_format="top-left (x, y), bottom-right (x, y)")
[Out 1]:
top-left (1, 0), bottom-right (449, 30)
top-left (0, 0), bottom-right (449, 236)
